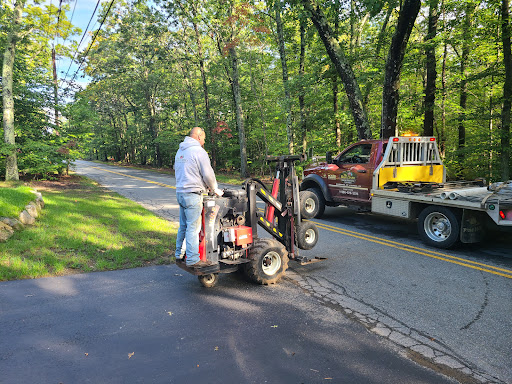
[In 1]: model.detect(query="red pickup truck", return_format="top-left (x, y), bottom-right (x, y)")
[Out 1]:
top-left (299, 136), bottom-right (512, 248)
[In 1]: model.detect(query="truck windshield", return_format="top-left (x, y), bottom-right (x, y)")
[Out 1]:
top-left (338, 144), bottom-right (372, 164)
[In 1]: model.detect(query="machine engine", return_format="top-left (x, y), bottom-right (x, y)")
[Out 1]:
top-left (202, 189), bottom-right (253, 262)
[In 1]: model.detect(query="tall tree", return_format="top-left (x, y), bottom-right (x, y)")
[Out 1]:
top-left (275, 0), bottom-right (294, 154)
top-left (423, 0), bottom-right (439, 136)
top-left (380, 0), bottom-right (421, 139)
top-left (456, 2), bottom-right (476, 172)
top-left (501, 0), bottom-right (511, 180)
top-left (2, 0), bottom-right (26, 181)
top-left (301, 0), bottom-right (371, 140)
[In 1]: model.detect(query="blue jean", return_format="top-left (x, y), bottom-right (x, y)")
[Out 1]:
top-left (175, 192), bottom-right (203, 266)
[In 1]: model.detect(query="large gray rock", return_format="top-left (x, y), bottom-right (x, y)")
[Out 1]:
top-left (19, 210), bottom-right (36, 225)
top-left (25, 203), bottom-right (38, 218)
top-left (0, 221), bottom-right (14, 242)
top-left (35, 197), bottom-right (44, 209)
top-left (1, 217), bottom-right (24, 231)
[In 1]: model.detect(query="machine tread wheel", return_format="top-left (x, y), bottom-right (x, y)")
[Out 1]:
top-left (307, 188), bottom-right (325, 218)
top-left (300, 190), bottom-right (319, 219)
top-left (418, 206), bottom-right (460, 248)
top-left (296, 221), bottom-right (319, 250)
top-left (244, 239), bottom-right (288, 285)
top-left (198, 273), bottom-right (218, 288)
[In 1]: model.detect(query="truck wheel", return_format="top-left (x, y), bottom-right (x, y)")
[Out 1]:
top-left (198, 273), bottom-right (218, 288)
top-left (418, 206), bottom-right (460, 248)
top-left (296, 221), bottom-right (319, 250)
top-left (305, 188), bottom-right (326, 218)
top-left (244, 239), bottom-right (288, 285)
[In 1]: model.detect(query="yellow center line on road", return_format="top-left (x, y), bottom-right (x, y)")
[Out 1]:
top-left (90, 166), bottom-right (176, 189)
top-left (312, 221), bottom-right (512, 279)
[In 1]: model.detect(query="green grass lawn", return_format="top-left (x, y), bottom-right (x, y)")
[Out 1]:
top-left (0, 176), bottom-right (177, 281)
top-left (0, 184), bottom-right (37, 217)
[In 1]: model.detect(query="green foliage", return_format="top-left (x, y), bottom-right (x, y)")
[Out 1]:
top-left (0, 184), bottom-right (35, 217)
top-left (3, 0), bottom-right (509, 180)
top-left (0, 177), bottom-right (176, 281)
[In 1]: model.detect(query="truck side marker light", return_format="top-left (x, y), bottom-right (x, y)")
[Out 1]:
top-left (499, 210), bottom-right (506, 220)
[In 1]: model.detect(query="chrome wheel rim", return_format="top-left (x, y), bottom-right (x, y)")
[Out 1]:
top-left (424, 212), bottom-right (451, 242)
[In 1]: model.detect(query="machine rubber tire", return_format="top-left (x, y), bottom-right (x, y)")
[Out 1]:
top-left (244, 239), bottom-right (288, 285)
top-left (198, 273), bottom-right (218, 288)
top-left (299, 190), bottom-right (320, 219)
top-left (418, 206), bottom-right (460, 248)
top-left (296, 221), bottom-right (319, 250)
top-left (307, 188), bottom-right (326, 218)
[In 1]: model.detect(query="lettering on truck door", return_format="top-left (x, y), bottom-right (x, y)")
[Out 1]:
top-left (330, 143), bottom-right (374, 202)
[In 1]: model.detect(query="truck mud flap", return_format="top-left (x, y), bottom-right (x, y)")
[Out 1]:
top-left (460, 210), bottom-right (486, 243)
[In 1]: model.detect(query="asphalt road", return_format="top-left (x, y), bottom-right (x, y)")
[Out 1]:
top-left (2, 160), bottom-right (508, 383)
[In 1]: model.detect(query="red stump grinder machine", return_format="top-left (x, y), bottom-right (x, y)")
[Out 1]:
top-left (176, 154), bottom-right (324, 287)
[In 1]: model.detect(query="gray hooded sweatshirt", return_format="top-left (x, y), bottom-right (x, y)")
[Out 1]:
top-left (174, 136), bottom-right (218, 193)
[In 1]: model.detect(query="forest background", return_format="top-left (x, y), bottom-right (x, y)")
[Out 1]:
top-left (1, 0), bottom-right (511, 182)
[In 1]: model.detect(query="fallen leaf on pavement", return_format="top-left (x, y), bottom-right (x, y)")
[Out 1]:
top-left (214, 347), bottom-right (219, 351)
top-left (271, 325), bottom-right (278, 328)
top-left (128, 352), bottom-right (135, 359)
top-left (168, 312), bottom-right (173, 316)
top-left (85, 353), bottom-right (88, 357)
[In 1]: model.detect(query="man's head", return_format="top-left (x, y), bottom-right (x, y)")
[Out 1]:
top-left (189, 127), bottom-right (206, 147)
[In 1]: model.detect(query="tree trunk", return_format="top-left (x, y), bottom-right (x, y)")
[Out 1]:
top-left (299, 19), bottom-right (307, 154)
top-left (381, 0), bottom-right (421, 139)
top-left (275, 0), bottom-right (294, 154)
top-left (52, 47), bottom-right (60, 131)
top-left (363, 6), bottom-right (392, 107)
top-left (229, 47), bottom-right (249, 178)
top-left (301, 0), bottom-right (371, 140)
top-left (457, 4), bottom-right (475, 174)
top-left (2, 0), bottom-right (25, 181)
top-left (333, 0), bottom-right (341, 147)
top-left (423, 0), bottom-right (439, 136)
top-left (182, 65), bottom-right (198, 125)
top-left (191, 5), bottom-right (216, 169)
top-left (501, 0), bottom-right (511, 180)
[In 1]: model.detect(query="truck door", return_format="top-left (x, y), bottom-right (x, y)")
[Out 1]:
top-left (330, 143), bottom-right (374, 202)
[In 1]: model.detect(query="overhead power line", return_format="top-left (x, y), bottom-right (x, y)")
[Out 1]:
top-left (62, 0), bottom-right (103, 82)
top-left (68, 0), bottom-right (116, 85)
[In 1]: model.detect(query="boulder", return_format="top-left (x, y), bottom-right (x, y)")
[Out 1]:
top-left (0, 222), bottom-right (14, 242)
top-left (25, 203), bottom-right (38, 218)
top-left (19, 210), bottom-right (36, 225)
top-left (36, 196), bottom-right (45, 208)
top-left (1, 217), bottom-right (24, 230)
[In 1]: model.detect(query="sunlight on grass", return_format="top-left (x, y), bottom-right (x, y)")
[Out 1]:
top-left (0, 184), bottom-right (37, 217)
top-left (0, 176), bottom-right (176, 281)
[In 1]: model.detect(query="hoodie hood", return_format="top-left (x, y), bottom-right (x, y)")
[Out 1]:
top-left (179, 136), bottom-right (201, 151)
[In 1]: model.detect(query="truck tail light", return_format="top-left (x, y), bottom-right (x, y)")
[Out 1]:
top-left (499, 210), bottom-right (512, 220)
top-left (430, 137), bottom-right (436, 141)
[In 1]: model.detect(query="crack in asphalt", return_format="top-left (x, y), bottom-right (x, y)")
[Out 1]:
top-left (460, 272), bottom-right (490, 331)
top-left (285, 270), bottom-right (505, 384)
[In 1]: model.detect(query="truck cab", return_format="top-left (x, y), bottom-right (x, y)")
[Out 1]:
top-left (301, 139), bottom-right (386, 208)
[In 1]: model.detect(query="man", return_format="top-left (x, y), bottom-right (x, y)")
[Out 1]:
top-left (174, 127), bottom-right (223, 268)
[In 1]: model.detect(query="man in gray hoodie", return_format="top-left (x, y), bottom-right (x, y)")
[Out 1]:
top-left (174, 127), bottom-right (223, 268)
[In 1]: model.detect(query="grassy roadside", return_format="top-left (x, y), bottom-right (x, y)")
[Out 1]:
top-left (0, 176), bottom-right (176, 281)
top-left (0, 184), bottom-right (36, 217)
